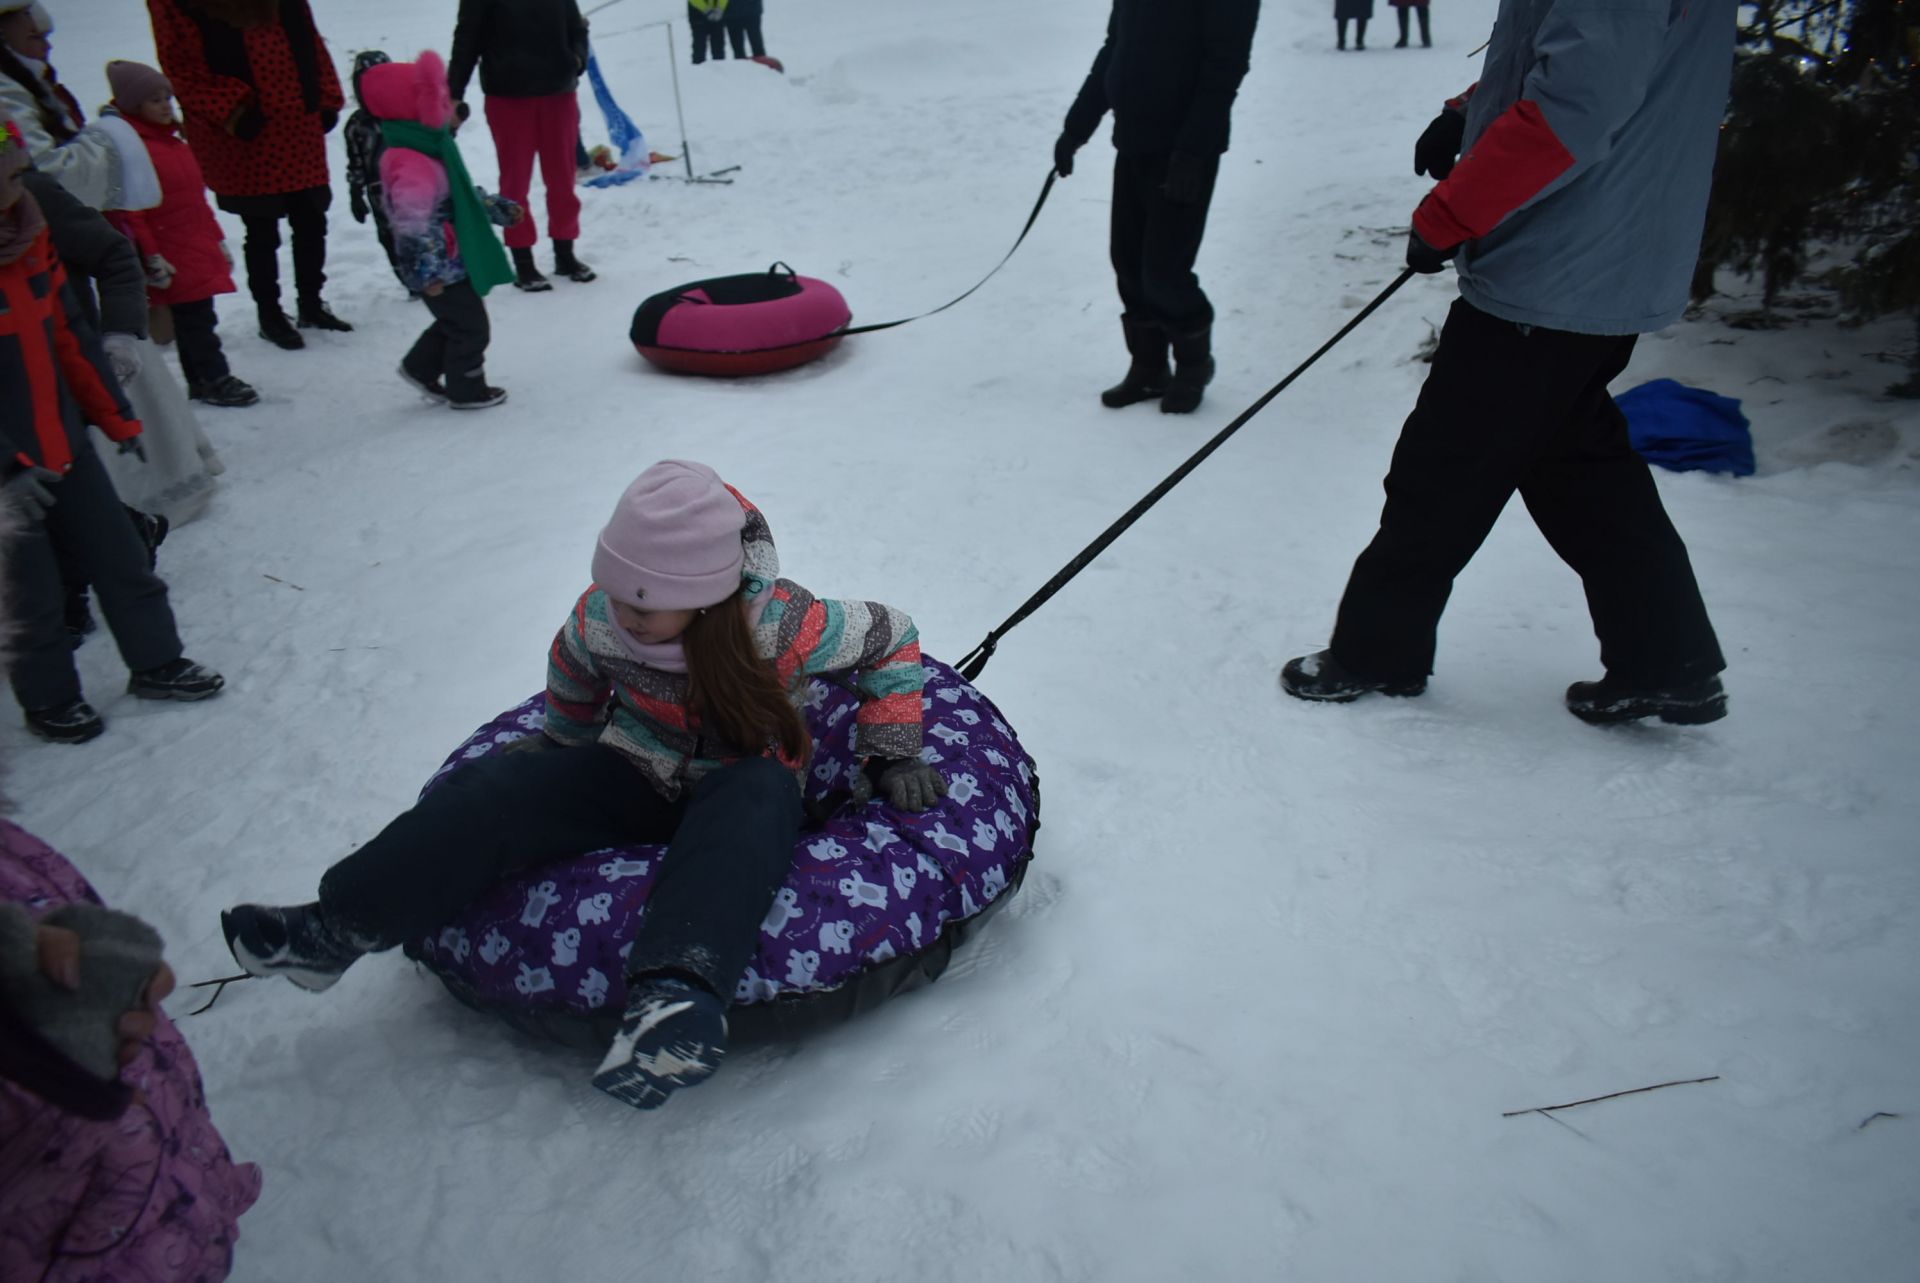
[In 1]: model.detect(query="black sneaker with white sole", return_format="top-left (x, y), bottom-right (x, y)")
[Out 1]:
top-left (1280, 649), bottom-right (1427, 702)
top-left (1565, 673), bottom-right (1727, 725)
top-left (24, 699), bottom-right (105, 744)
top-left (591, 977), bottom-right (728, 1110)
top-left (221, 902), bottom-right (365, 992)
top-left (128, 658), bottom-right (225, 701)
top-left (448, 385), bottom-right (509, 410)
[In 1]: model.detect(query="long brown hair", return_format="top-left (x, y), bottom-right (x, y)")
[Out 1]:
top-left (683, 589), bottom-right (809, 765)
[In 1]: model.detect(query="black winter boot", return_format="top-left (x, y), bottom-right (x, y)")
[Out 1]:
top-left (257, 307), bottom-right (304, 350)
top-left (1160, 326), bottom-right (1215, 414)
top-left (128, 658), bottom-right (224, 701)
top-left (511, 247), bottom-right (553, 292)
top-left (1280, 649), bottom-right (1426, 702)
top-left (592, 976), bottom-right (729, 1110)
top-left (222, 902), bottom-right (367, 992)
top-left (1100, 314), bottom-right (1170, 408)
top-left (188, 374), bottom-right (261, 407)
top-left (24, 699), bottom-right (105, 744)
top-left (296, 299), bottom-right (354, 332)
top-left (553, 240), bottom-right (597, 283)
top-left (1565, 673), bottom-right (1727, 725)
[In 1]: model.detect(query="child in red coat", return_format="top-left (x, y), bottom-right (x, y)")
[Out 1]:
top-left (103, 61), bottom-right (256, 408)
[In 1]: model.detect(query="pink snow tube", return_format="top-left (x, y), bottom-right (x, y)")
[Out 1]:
top-left (630, 263), bottom-right (851, 376)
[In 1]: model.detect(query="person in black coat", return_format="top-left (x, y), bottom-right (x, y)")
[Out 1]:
top-left (724, 0), bottom-right (767, 60)
top-left (449, 0), bottom-right (595, 291)
top-left (1053, 0), bottom-right (1261, 415)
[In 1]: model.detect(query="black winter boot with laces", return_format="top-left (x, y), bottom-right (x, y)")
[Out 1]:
top-left (128, 658), bottom-right (225, 701)
top-left (24, 699), bottom-right (105, 744)
top-left (221, 902), bottom-right (367, 992)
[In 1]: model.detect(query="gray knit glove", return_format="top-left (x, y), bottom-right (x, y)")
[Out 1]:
top-left (851, 759), bottom-right (947, 812)
top-left (0, 902), bottom-right (166, 1080)
top-left (2, 466), bottom-right (60, 521)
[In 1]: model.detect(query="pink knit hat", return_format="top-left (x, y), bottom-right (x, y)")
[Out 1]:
top-left (106, 61), bottom-right (171, 112)
top-left (592, 460), bottom-right (746, 610)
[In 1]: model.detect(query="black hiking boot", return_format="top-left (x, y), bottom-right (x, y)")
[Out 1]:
top-left (24, 699), bottom-right (105, 744)
top-left (1280, 649), bottom-right (1427, 702)
top-left (188, 374), bottom-right (261, 407)
top-left (1100, 314), bottom-right (1170, 408)
top-left (257, 307), bottom-right (304, 350)
top-left (1161, 326), bottom-right (1215, 414)
top-left (592, 977), bottom-right (728, 1111)
top-left (297, 299), bottom-right (354, 332)
top-left (553, 240), bottom-right (597, 283)
top-left (221, 902), bottom-right (366, 992)
top-left (128, 658), bottom-right (225, 701)
top-left (511, 247), bottom-right (553, 292)
top-left (1565, 673), bottom-right (1727, 725)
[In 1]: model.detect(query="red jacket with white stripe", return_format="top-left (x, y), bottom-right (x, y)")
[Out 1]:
top-left (0, 225), bottom-right (141, 479)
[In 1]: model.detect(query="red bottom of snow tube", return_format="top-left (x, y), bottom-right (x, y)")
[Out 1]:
top-left (631, 263), bottom-right (850, 377)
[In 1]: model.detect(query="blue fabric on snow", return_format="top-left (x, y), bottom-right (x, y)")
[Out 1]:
top-left (583, 49), bottom-right (650, 188)
top-left (1617, 378), bottom-right (1754, 476)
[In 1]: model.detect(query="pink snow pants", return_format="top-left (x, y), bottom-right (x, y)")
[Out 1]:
top-left (483, 92), bottom-right (582, 250)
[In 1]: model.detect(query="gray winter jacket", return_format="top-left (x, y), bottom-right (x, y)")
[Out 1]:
top-left (1414, 0), bottom-right (1737, 335)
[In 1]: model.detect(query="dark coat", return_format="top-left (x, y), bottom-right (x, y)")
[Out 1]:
top-left (1062, 0), bottom-right (1261, 158)
top-left (449, 0), bottom-right (591, 101)
top-left (20, 170), bottom-right (149, 340)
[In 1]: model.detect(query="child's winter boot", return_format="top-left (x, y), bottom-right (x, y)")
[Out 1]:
top-left (1280, 649), bottom-right (1427, 702)
top-left (447, 383), bottom-right (509, 411)
top-left (128, 658), bottom-right (224, 700)
top-left (1160, 326), bottom-right (1215, 414)
top-left (591, 976), bottom-right (728, 1110)
top-left (1565, 673), bottom-right (1727, 725)
top-left (553, 240), bottom-right (597, 284)
top-left (220, 902), bottom-right (366, 992)
top-left (1100, 314), bottom-right (1170, 408)
top-left (23, 698), bottom-right (105, 744)
top-left (510, 247), bottom-right (553, 292)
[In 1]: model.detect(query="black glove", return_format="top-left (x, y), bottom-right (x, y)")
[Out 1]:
top-left (349, 191), bottom-right (369, 224)
top-left (1406, 228), bottom-right (1459, 275)
top-left (1413, 109), bottom-right (1466, 180)
top-left (1053, 131), bottom-right (1079, 179)
top-left (321, 108), bottom-right (339, 133)
top-left (230, 106), bottom-right (266, 141)
top-left (1163, 151), bottom-right (1209, 205)
top-left (454, 99), bottom-right (472, 123)
top-left (2, 465), bottom-right (61, 521)
top-left (118, 437), bottom-right (148, 464)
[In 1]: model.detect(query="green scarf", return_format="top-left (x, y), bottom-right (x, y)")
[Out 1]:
top-left (380, 120), bottom-right (515, 297)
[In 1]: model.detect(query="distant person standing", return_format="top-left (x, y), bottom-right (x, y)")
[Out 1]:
top-left (449, 0), bottom-right (596, 292)
top-left (146, 0), bottom-right (351, 351)
top-left (1391, 0), bottom-right (1432, 48)
top-left (724, 0), bottom-right (766, 61)
top-left (1336, 0), bottom-right (1374, 49)
top-left (687, 0), bottom-right (727, 64)
top-left (1052, 0), bottom-right (1262, 416)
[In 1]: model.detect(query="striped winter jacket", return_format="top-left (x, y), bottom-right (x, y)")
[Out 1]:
top-left (544, 491), bottom-right (924, 799)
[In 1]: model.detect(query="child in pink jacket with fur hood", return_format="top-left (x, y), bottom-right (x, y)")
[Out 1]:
top-left (358, 51), bottom-right (521, 410)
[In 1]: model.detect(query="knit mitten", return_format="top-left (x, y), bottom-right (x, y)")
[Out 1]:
top-left (0, 902), bottom-right (165, 1080)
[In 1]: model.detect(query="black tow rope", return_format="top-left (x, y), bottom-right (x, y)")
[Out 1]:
top-left (837, 170), bottom-right (1058, 337)
top-left (956, 266), bottom-right (1417, 682)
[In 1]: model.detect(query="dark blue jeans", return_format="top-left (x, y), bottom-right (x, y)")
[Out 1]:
top-left (319, 746), bottom-right (802, 999)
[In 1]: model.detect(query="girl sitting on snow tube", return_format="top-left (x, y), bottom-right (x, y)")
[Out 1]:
top-left (221, 460), bottom-right (943, 1112)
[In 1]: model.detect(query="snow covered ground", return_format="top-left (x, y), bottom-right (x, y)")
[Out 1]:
top-left (20, 0), bottom-right (1920, 1279)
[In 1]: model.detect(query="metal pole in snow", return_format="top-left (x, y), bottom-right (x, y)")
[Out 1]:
top-left (664, 21), bottom-right (695, 182)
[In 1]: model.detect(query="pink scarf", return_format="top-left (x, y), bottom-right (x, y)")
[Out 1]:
top-left (605, 583), bottom-right (776, 674)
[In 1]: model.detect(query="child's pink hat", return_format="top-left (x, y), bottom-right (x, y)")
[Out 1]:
top-left (105, 61), bottom-right (170, 112)
top-left (592, 460), bottom-right (746, 610)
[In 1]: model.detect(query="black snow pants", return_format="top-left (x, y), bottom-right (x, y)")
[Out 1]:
top-left (171, 297), bottom-right (232, 386)
top-left (318, 746), bottom-right (803, 1000)
top-left (688, 5), bottom-right (726, 62)
top-left (1329, 298), bottom-right (1725, 687)
top-left (223, 185), bottom-right (333, 312)
top-left (7, 444), bottom-right (182, 712)
top-left (1110, 147), bottom-right (1220, 338)
top-left (402, 280), bottom-right (492, 399)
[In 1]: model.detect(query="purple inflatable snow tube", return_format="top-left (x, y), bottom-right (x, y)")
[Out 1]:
top-left (403, 657), bottom-right (1038, 1046)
